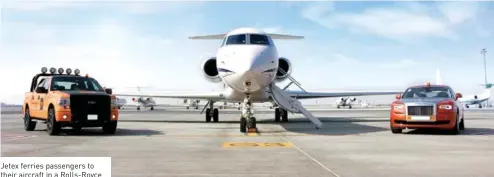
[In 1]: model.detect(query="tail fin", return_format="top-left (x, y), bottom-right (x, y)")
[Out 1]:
top-left (436, 68), bottom-right (443, 85)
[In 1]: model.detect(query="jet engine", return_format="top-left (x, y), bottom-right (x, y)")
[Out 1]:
top-left (201, 57), bottom-right (222, 83)
top-left (275, 57), bottom-right (292, 81)
top-left (474, 95), bottom-right (478, 99)
top-left (350, 97), bottom-right (357, 101)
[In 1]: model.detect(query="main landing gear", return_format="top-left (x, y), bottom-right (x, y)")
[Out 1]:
top-left (274, 108), bottom-right (288, 122)
top-left (240, 95), bottom-right (257, 133)
top-left (205, 101), bottom-right (219, 122)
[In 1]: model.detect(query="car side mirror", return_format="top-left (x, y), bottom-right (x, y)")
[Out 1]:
top-left (455, 93), bottom-right (463, 99)
top-left (105, 88), bottom-right (112, 94)
top-left (35, 87), bottom-right (48, 93)
top-left (395, 94), bottom-right (401, 99)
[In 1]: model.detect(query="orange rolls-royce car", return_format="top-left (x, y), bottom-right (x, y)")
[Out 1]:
top-left (390, 82), bottom-right (465, 134)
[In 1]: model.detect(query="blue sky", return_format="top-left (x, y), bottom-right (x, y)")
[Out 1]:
top-left (1, 1), bottom-right (494, 104)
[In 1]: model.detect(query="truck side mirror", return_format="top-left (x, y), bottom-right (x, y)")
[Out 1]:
top-left (395, 94), bottom-right (401, 99)
top-left (105, 88), bottom-right (112, 94)
top-left (35, 87), bottom-right (48, 93)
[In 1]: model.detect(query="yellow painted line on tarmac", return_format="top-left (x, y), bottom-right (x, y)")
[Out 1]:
top-left (222, 142), bottom-right (293, 148)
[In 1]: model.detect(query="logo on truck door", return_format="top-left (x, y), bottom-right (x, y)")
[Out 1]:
top-left (39, 97), bottom-right (44, 111)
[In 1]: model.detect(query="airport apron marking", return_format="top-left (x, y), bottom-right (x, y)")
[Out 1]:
top-left (223, 142), bottom-right (293, 148)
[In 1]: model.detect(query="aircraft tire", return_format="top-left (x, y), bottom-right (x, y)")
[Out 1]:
top-left (213, 108), bottom-right (219, 122)
top-left (274, 108), bottom-right (280, 122)
top-left (205, 108), bottom-right (212, 122)
top-left (248, 117), bottom-right (256, 129)
top-left (281, 109), bottom-right (288, 122)
top-left (240, 117), bottom-right (247, 133)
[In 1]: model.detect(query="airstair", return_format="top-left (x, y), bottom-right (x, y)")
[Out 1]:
top-left (267, 68), bottom-right (322, 129)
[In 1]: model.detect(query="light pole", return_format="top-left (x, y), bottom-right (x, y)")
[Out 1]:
top-left (481, 48), bottom-right (488, 107)
top-left (481, 48), bottom-right (487, 85)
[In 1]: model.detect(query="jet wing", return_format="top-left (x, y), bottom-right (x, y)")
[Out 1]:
top-left (285, 90), bottom-right (402, 99)
top-left (114, 90), bottom-right (227, 102)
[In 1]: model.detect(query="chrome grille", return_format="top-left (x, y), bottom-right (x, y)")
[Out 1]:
top-left (407, 106), bottom-right (434, 116)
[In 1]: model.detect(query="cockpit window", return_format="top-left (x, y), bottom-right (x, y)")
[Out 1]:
top-left (250, 34), bottom-right (270, 45)
top-left (402, 86), bottom-right (452, 98)
top-left (225, 34), bottom-right (246, 45)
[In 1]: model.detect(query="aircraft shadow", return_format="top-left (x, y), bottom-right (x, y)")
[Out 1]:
top-left (33, 128), bottom-right (164, 137)
top-left (120, 116), bottom-right (389, 136)
top-left (404, 127), bottom-right (494, 136)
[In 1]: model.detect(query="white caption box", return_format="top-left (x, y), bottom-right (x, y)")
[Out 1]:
top-left (0, 157), bottom-right (111, 177)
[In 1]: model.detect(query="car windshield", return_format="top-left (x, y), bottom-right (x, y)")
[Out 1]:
top-left (51, 76), bottom-right (104, 91)
top-left (402, 86), bottom-right (452, 98)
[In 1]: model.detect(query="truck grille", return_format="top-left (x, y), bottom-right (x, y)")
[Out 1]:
top-left (70, 95), bottom-right (111, 122)
top-left (407, 106), bottom-right (434, 116)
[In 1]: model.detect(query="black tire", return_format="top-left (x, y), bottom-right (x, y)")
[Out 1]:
top-left (150, 107), bottom-right (154, 111)
top-left (102, 121), bottom-right (117, 134)
top-left (137, 106), bottom-right (140, 110)
top-left (274, 108), bottom-right (280, 122)
top-left (459, 116), bottom-right (465, 130)
top-left (47, 108), bottom-right (61, 136)
top-left (213, 108), bottom-right (219, 122)
top-left (349, 105), bottom-right (352, 109)
top-left (186, 106), bottom-right (189, 109)
top-left (390, 122), bottom-right (402, 134)
top-left (281, 110), bottom-right (288, 122)
top-left (391, 128), bottom-right (402, 134)
top-left (205, 108), bottom-right (211, 122)
top-left (240, 117), bottom-right (247, 133)
top-left (248, 117), bottom-right (256, 128)
top-left (448, 113), bottom-right (461, 135)
top-left (24, 108), bottom-right (36, 131)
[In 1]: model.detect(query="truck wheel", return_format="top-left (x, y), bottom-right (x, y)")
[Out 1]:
top-left (102, 121), bottom-right (117, 134)
top-left (24, 108), bottom-right (36, 131)
top-left (47, 108), bottom-right (61, 135)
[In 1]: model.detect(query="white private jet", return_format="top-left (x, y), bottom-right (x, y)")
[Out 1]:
top-left (116, 28), bottom-right (400, 132)
top-left (435, 69), bottom-right (492, 108)
top-left (459, 84), bottom-right (492, 108)
top-left (335, 97), bottom-right (358, 109)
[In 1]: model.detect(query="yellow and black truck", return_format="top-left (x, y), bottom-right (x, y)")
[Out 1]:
top-left (23, 67), bottom-right (119, 135)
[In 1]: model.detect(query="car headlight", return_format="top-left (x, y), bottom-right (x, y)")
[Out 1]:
top-left (111, 98), bottom-right (117, 106)
top-left (393, 104), bottom-right (405, 111)
top-left (59, 98), bottom-right (70, 106)
top-left (439, 105), bottom-right (452, 110)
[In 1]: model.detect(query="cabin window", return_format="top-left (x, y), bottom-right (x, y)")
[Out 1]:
top-left (225, 34), bottom-right (246, 45)
top-left (250, 34), bottom-right (270, 45)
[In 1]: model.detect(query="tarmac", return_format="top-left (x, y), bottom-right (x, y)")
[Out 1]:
top-left (2, 107), bottom-right (494, 177)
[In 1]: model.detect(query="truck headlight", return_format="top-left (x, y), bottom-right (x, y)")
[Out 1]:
top-left (439, 105), bottom-right (452, 110)
top-left (59, 98), bottom-right (70, 106)
top-left (111, 98), bottom-right (117, 107)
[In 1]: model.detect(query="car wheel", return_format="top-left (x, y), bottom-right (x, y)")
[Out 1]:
top-left (24, 108), bottom-right (36, 131)
top-left (46, 108), bottom-right (61, 136)
top-left (449, 113), bottom-right (460, 135)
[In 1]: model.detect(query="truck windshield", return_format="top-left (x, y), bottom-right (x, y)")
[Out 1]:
top-left (51, 76), bottom-right (104, 92)
top-left (402, 86), bottom-right (452, 98)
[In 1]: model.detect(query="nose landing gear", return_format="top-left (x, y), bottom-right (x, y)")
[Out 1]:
top-left (240, 95), bottom-right (257, 133)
